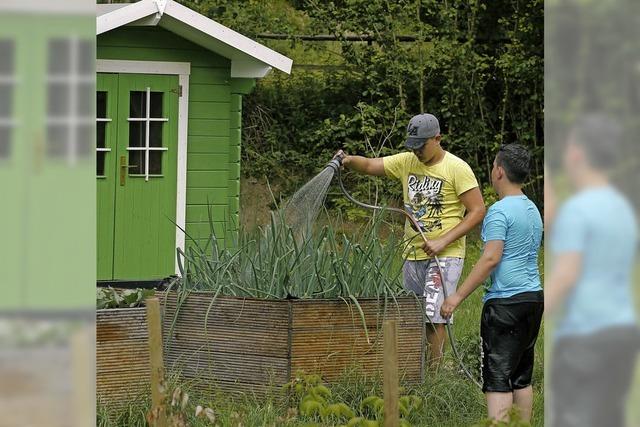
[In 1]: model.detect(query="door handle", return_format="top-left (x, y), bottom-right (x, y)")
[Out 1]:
top-left (120, 155), bottom-right (137, 186)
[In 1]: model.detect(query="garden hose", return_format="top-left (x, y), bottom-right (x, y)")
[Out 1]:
top-left (326, 158), bottom-right (482, 389)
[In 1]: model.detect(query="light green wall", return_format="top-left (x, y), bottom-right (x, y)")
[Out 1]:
top-left (0, 15), bottom-right (95, 310)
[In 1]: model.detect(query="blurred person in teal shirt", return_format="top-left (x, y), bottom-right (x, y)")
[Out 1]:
top-left (546, 114), bottom-right (639, 427)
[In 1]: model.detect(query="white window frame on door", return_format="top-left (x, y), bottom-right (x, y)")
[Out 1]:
top-left (96, 59), bottom-right (190, 276)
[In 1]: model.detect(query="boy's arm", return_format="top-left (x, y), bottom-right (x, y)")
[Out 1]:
top-left (342, 154), bottom-right (386, 177)
top-left (422, 187), bottom-right (486, 256)
top-left (440, 240), bottom-right (504, 318)
top-left (545, 252), bottom-right (581, 314)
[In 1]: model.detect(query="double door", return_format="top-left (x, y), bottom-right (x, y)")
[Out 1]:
top-left (97, 73), bottom-right (179, 281)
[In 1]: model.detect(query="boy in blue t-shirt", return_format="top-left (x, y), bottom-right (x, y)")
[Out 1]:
top-left (440, 144), bottom-right (543, 423)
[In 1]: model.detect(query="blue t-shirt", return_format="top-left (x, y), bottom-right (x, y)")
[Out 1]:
top-left (552, 186), bottom-right (638, 338)
top-left (481, 195), bottom-right (543, 302)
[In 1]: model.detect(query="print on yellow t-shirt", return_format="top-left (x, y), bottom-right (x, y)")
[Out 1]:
top-left (383, 151), bottom-right (479, 260)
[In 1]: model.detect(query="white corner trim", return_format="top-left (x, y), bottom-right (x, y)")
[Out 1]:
top-left (97, 59), bottom-right (190, 276)
top-left (96, 59), bottom-right (190, 76)
top-left (175, 73), bottom-right (189, 275)
top-left (231, 59), bottom-right (272, 78)
top-left (155, 0), bottom-right (168, 16)
top-left (97, 0), bottom-right (157, 35)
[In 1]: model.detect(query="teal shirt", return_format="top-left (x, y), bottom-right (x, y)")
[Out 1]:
top-left (552, 187), bottom-right (637, 337)
top-left (481, 195), bottom-right (543, 302)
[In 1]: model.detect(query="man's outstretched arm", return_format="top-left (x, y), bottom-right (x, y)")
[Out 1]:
top-left (337, 150), bottom-right (386, 177)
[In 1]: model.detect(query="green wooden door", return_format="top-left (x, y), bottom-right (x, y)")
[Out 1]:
top-left (97, 73), bottom-right (118, 280)
top-left (97, 73), bottom-right (179, 280)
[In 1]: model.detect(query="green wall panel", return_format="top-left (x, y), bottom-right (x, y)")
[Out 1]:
top-left (187, 153), bottom-right (229, 170)
top-left (189, 85), bottom-right (231, 102)
top-left (190, 66), bottom-right (230, 84)
top-left (187, 170), bottom-right (229, 187)
top-left (188, 119), bottom-right (230, 137)
top-left (228, 146), bottom-right (241, 160)
top-left (187, 188), bottom-right (229, 205)
top-left (230, 94), bottom-right (242, 112)
top-left (186, 222), bottom-right (226, 238)
top-left (228, 163), bottom-right (240, 180)
top-left (189, 102), bottom-right (231, 119)
top-left (229, 128), bottom-right (241, 145)
top-left (186, 205), bottom-right (228, 223)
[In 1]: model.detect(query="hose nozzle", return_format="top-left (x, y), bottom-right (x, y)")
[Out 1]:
top-left (326, 151), bottom-right (345, 172)
top-left (326, 158), bottom-right (342, 172)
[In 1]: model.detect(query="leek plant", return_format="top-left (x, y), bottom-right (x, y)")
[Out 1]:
top-left (173, 209), bottom-right (411, 301)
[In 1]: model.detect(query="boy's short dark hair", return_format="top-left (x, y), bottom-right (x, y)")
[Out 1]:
top-left (571, 113), bottom-right (620, 170)
top-left (496, 144), bottom-right (531, 184)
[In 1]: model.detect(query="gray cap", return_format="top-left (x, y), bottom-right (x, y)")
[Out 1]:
top-left (405, 113), bottom-right (440, 149)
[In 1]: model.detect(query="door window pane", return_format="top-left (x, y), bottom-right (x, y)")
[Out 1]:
top-left (150, 92), bottom-right (163, 118)
top-left (129, 91), bottom-right (145, 118)
top-left (97, 91), bottom-right (107, 119)
top-left (47, 38), bottom-right (95, 164)
top-left (128, 150), bottom-right (144, 175)
top-left (48, 83), bottom-right (69, 116)
top-left (149, 122), bottom-right (163, 148)
top-left (48, 39), bottom-right (71, 74)
top-left (0, 40), bottom-right (13, 75)
top-left (78, 41), bottom-right (94, 75)
top-left (97, 152), bottom-right (106, 176)
top-left (0, 128), bottom-right (10, 158)
top-left (0, 85), bottom-right (11, 117)
top-left (149, 151), bottom-right (162, 175)
top-left (128, 121), bottom-right (144, 148)
top-left (97, 122), bottom-right (106, 149)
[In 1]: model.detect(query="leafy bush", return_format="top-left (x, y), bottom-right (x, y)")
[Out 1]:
top-left (283, 371), bottom-right (421, 426)
top-left (231, 0), bottom-right (543, 209)
top-left (96, 287), bottom-right (155, 309)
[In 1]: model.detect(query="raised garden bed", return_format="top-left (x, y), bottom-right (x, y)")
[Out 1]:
top-left (162, 293), bottom-right (425, 397)
top-left (96, 307), bottom-right (150, 411)
top-left (96, 292), bottom-right (425, 409)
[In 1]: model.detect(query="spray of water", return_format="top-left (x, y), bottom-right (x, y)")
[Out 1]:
top-left (279, 166), bottom-right (335, 237)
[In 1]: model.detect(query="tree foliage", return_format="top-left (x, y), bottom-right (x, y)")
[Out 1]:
top-left (180, 0), bottom-right (544, 209)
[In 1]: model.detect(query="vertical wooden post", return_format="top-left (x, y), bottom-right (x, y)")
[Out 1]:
top-left (383, 320), bottom-right (399, 427)
top-left (147, 297), bottom-right (167, 427)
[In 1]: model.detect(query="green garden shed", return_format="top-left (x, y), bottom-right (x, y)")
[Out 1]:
top-left (96, 0), bottom-right (292, 282)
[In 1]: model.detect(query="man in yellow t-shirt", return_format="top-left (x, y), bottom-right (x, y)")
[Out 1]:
top-left (336, 113), bottom-right (486, 367)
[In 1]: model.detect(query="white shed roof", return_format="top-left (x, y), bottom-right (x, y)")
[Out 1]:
top-left (97, 0), bottom-right (292, 78)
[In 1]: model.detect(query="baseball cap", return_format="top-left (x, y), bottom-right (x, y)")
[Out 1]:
top-left (405, 113), bottom-right (440, 149)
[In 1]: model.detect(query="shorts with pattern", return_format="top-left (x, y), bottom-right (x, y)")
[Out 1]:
top-left (403, 257), bottom-right (464, 324)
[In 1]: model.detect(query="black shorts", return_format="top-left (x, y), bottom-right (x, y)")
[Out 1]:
top-left (480, 291), bottom-right (544, 393)
top-left (549, 326), bottom-right (640, 427)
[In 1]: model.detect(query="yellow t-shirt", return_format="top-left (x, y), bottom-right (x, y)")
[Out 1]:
top-left (383, 151), bottom-right (479, 260)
